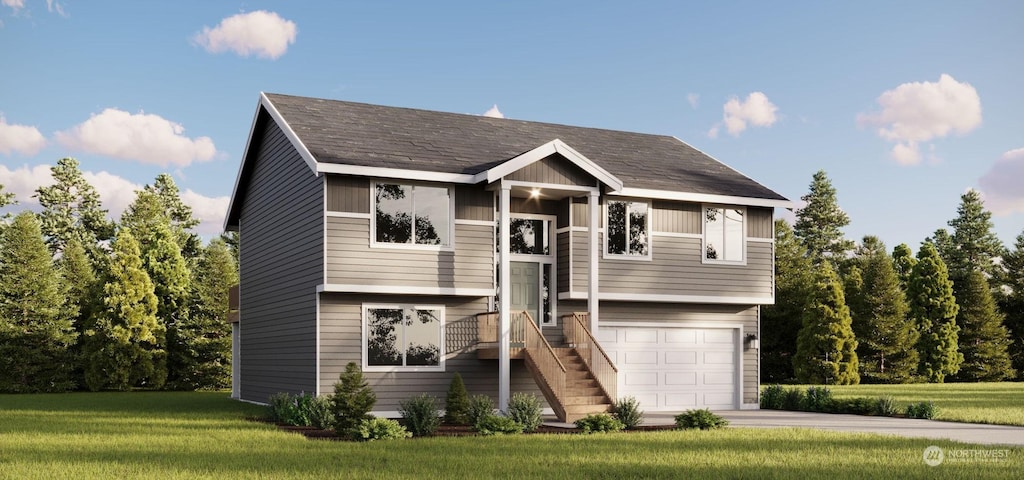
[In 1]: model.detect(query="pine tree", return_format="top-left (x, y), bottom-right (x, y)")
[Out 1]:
top-left (34, 158), bottom-right (114, 255)
top-left (1000, 231), bottom-right (1024, 379)
top-left (59, 237), bottom-right (98, 386)
top-left (951, 270), bottom-right (1015, 381)
top-left (945, 190), bottom-right (1005, 281)
top-left (82, 229), bottom-right (163, 391)
top-left (793, 170), bottom-right (854, 265)
top-left (847, 236), bottom-right (918, 383)
top-left (0, 182), bottom-right (16, 224)
top-left (761, 219), bottom-right (814, 382)
top-left (793, 262), bottom-right (859, 385)
top-left (0, 212), bottom-right (77, 392)
top-left (332, 362), bottom-right (377, 433)
top-left (892, 243), bottom-right (917, 291)
top-left (444, 372), bottom-right (471, 424)
top-left (123, 175), bottom-right (201, 260)
top-left (908, 243), bottom-right (962, 382)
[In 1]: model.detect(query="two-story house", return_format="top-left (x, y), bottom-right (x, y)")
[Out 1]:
top-left (225, 93), bottom-right (791, 421)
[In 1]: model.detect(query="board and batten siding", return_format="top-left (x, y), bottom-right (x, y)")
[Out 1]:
top-left (326, 217), bottom-right (493, 290)
top-left (238, 117), bottom-right (323, 403)
top-left (560, 300), bottom-right (759, 405)
top-left (505, 154), bottom-right (596, 186)
top-left (326, 175), bottom-right (370, 213)
top-left (319, 294), bottom-right (550, 412)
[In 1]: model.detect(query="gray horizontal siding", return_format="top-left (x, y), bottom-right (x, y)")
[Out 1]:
top-left (505, 154), bottom-right (595, 186)
top-left (239, 116), bottom-right (323, 403)
top-left (319, 294), bottom-right (550, 411)
top-left (571, 231), bottom-right (773, 299)
top-left (455, 185), bottom-right (493, 221)
top-left (326, 175), bottom-right (370, 213)
top-left (326, 217), bottom-right (493, 290)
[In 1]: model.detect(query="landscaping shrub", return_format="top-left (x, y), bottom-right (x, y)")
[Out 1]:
top-left (782, 387), bottom-right (805, 410)
top-left (613, 396), bottom-right (644, 429)
top-left (288, 393), bottom-right (315, 426)
top-left (875, 396), bottom-right (899, 417)
top-left (307, 395), bottom-right (335, 429)
top-left (507, 392), bottom-right (543, 432)
top-left (353, 417), bottom-right (411, 441)
top-left (332, 362), bottom-right (376, 434)
top-left (267, 392), bottom-right (294, 423)
top-left (399, 393), bottom-right (442, 437)
top-left (801, 386), bottom-right (833, 412)
top-left (474, 414), bottom-right (524, 435)
top-left (575, 413), bottom-right (625, 434)
top-left (759, 384), bottom-right (786, 410)
top-left (906, 401), bottom-right (938, 419)
top-left (467, 394), bottom-right (495, 427)
top-left (444, 372), bottom-right (470, 425)
top-left (830, 397), bottom-right (877, 415)
top-left (674, 408), bottom-right (729, 430)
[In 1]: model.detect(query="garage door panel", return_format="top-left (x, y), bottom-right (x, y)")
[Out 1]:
top-left (597, 329), bottom-right (618, 344)
top-left (664, 393), bottom-right (698, 407)
top-left (624, 351), bottom-right (658, 365)
top-left (624, 372), bottom-right (658, 387)
top-left (624, 328), bottom-right (658, 343)
top-left (703, 372), bottom-right (734, 385)
top-left (664, 372), bottom-right (696, 385)
top-left (703, 351), bottom-right (734, 365)
top-left (703, 392), bottom-right (735, 407)
top-left (703, 330), bottom-right (734, 344)
top-left (665, 350), bottom-right (697, 364)
top-left (664, 329), bottom-right (697, 344)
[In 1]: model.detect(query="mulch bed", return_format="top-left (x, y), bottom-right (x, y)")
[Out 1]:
top-left (254, 418), bottom-right (676, 440)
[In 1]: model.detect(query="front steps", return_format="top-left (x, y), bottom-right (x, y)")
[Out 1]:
top-left (550, 348), bottom-right (613, 422)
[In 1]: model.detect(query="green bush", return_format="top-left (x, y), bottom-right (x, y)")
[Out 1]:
top-left (759, 384), bottom-right (787, 410)
top-left (332, 362), bottom-right (376, 434)
top-left (399, 394), bottom-right (442, 437)
top-left (613, 396), bottom-right (644, 429)
top-left (507, 392), bottom-right (543, 432)
top-left (830, 397), bottom-right (877, 415)
top-left (575, 413), bottom-right (625, 434)
top-left (801, 386), bottom-right (833, 412)
top-left (467, 394), bottom-right (495, 427)
top-left (675, 409), bottom-right (729, 430)
top-left (474, 414), bottom-right (523, 435)
top-left (906, 401), bottom-right (938, 419)
top-left (782, 387), bottom-right (805, 410)
top-left (875, 396), bottom-right (899, 417)
top-left (307, 395), bottom-right (335, 429)
top-left (444, 372), bottom-right (471, 425)
top-left (267, 392), bottom-right (294, 423)
top-left (352, 417), bottom-right (411, 441)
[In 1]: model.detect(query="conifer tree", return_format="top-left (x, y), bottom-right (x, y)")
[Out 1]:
top-left (173, 238), bottom-right (236, 389)
top-left (59, 237), bottom-right (98, 386)
top-left (1000, 231), bottom-right (1024, 379)
top-left (945, 190), bottom-right (1005, 281)
top-left (0, 183), bottom-right (15, 225)
top-left (892, 243), bottom-right (917, 291)
top-left (908, 243), bottom-right (962, 382)
top-left (847, 236), bottom-right (918, 383)
top-left (951, 270), bottom-right (1015, 381)
top-left (793, 262), bottom-right (859, 385)
top-left (34, 158), bottom-right (114, 254)
top-left (793, 170), bottom-right (854, 265)
top-left (0, 212), bottom-right (77, 392)
top-left (82, 229), bottom-right (163, 391)
top-left (123, 175), bottom-right (201, 260)
top-left (761, 220), bottom-right (814, 382)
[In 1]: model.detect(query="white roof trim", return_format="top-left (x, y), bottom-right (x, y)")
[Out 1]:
top-left (475, 139), bottom-right (624, 191)
top-left (260, 93), bottom-right (319, 174)
top-left (612, 187), bottom-right (795, 209)
top-left (316, 163), bottom-right (475, 183)
top-left (223, 94), bottom-right (265, 231)
top-left (558, 290), bottom-right (775, 305)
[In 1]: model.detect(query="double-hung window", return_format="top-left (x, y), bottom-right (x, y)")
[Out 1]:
top-left (703, 206), bottom-right (745, 263)
top-left (363, 305), bottom-right (444, 372)
top-left (373, 183), bottom-right (452, 247)
top-left (605, 200), bottom-right (650, 258)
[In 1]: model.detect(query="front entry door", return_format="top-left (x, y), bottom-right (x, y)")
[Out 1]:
top-left (510, 261), bottom-right (540, 325)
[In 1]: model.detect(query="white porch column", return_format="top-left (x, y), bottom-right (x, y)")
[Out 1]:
top-left (588, 190), bottom-right (600, 335)
top-left (498, 184), bottom-right (512, 412)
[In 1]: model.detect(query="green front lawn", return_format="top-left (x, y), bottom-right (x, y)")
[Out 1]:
top-left (1, 392), bottom-right (1021, 479)
top-left (809, 382), bottom-right (1024, 426)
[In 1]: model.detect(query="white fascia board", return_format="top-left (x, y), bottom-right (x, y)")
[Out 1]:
top-left (260, 92), bottom-right (319, 175)
top-left (558, 290), bottom-right (775, 305)
top-left (223, 94), bottom-right (266, 232)
top-left (670, 136), bottom-right (792, 207)
top-left (612, 187), bottom-right (795, 209)
top-left (477, 139), bottom-right (624, 191)
top-left (317, 283), bottom-right (494, 297)
top-left (316, 163), bottom-right (476, 183)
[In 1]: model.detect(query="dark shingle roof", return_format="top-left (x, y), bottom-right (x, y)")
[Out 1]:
top-left (264, 93), bottom-right (787, 201)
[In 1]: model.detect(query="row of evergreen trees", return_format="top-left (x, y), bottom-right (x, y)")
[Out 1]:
top-left (764, 170), bottom-right (1021, 384)
top-left (0, 158), bottom-right (238, 393)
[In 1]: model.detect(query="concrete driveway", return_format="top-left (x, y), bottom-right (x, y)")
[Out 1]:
top-left (638, 410), bottom-right (1024, 447)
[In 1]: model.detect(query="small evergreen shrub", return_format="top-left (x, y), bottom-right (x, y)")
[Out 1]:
top-left (444, 372), bottom-right (471, 425)
top-left (467, 394), bottom-right (495, 427)
top-left (507, 392), bottom-right (543, 432)
top-left (759, 385), bottom-right (787, 410)
top-left (782, 387), bottom-right (805, 410)
top-left (353, 417), bottom-right (411, 441)
top-left (675, 408), bottom-right (729, 430)
top-left (288, 393), bottom-right (315, 426)
top-left (875, 396), bottom-right (899, 417)
top-left (307, 395), bottom-right (335, 429)
top-left (475, 414), bottom-right (524, 435)
top-left (906, 401), bottom-right (938, 419)
top-left (830, 397), bottom-right (877, 415)
top-left (332, 362), bottom-right (376, 434)
top-left (801, 386), bottom-right (833, 412)
top-left (399, 393), bottom-right (442, 437)
top-left (267, 392), bottom-right (294, 423)
top-left (613, 396), bottom-right (644, 429)
top-left (574, 413), bottom-right (625, 434)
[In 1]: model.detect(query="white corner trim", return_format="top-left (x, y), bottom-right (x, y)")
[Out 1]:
top-left (317, 162), bottom-right (476, 183)
top-left (747, 237), bottom-right (774, 243)
top-left (478, 139), bottom-right (624, 191)
top-left (260, 92), bottom-right (319, 174)
top-left (559, 291), bottom-right (774, 305)
top-left (326, 211), bottom-right (372, 219)
top-left (318, 284), bottom-right (494, 297)
top-left (612, 187), bottom-right (795, 209)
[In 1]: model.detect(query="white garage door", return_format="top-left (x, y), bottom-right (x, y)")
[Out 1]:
top-left (598, 325), bottom-right (738, 411)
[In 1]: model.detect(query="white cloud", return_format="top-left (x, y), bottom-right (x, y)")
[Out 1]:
top-left (687, 93), bottom-right (700, 109)
top-left (978, 148), bottom-right (1024, 216)
top-left (0, 164), bottom-right (52, 202)
top-left (708, 92), bottom-right (778, 138)
top-left (857, 74), bottom-right (982, 166)
top-left (45, 0), bottom-right (65, 16)
top-left (180, 189), bottom-right (230, 234)
top-left (0, 116), bottom-right (46, 156)
top-left (55, 108), bottom-right (218, 168)
top-left (3, 0), bottom-right (25, 12)
top-left (193, 10), bottom-right (297, 60)
top-left (483, 104), bottom-right (504, 118)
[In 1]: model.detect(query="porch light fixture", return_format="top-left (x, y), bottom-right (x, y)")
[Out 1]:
top-left (530, 188), bottom-right (541, 198)
top-left (745, 333), bottom-right (759, 350)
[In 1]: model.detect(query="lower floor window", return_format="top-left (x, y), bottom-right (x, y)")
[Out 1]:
top-left (364, 305), bottom-right (444, 371)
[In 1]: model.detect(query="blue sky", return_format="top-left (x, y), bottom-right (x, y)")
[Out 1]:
top-left (1, 1), bottom-right (1022, 250)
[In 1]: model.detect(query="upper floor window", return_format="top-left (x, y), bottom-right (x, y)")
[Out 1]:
top-left (374, 183), bottom-right (452, 247)
top-left (606, 200), bottom-right (650, 258)
top-left (704, 206), bottom-right (744, 263)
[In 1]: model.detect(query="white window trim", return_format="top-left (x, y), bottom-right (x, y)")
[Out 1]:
top-left (701, 204), bottom-right (747, 266)
top-left (370, 181), bottom-right (456, 252)
top-left (505, 213), bottom-right (558, 327)
top-left (362, 303), bottom-right (446, 373)
top-left (603, 199), bottom-right (653, 261)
